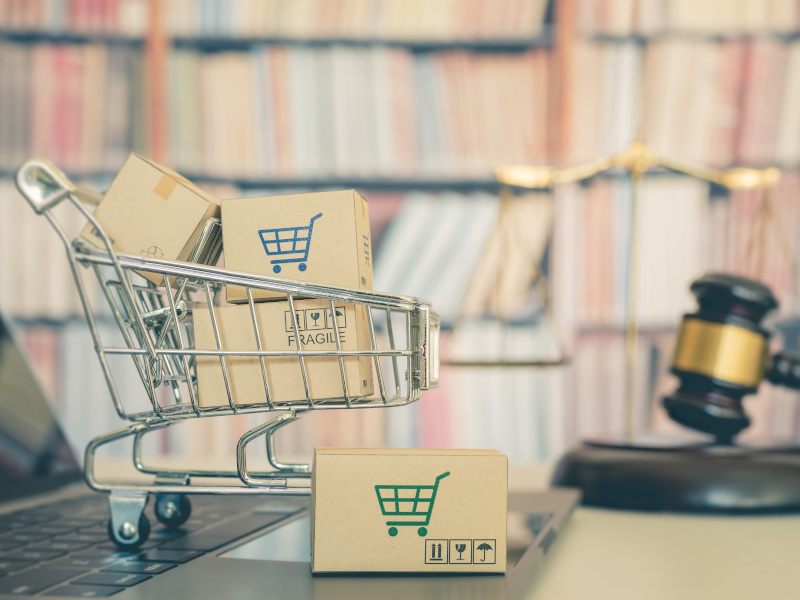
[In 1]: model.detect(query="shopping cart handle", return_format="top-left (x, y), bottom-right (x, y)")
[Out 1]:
top-left (16, 158), bottom-right (103, 214)
top-left (436, 471), bottom-right (451, 481)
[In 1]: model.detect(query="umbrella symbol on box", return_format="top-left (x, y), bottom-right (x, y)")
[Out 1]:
top-left (477, 542), bottom-right (493, 562)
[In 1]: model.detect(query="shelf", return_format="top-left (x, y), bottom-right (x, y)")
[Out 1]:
top-left (586, 30), bottom-right (800, 45)
top-left (576, 324), bottom-right (676, 336)
top-left (0, 29), bottom-right (553, 52)
top-left (173, 32), bottom-right (552, 52)
top-left (3, 165), bottom-right (794, 192)
top-left (186, 174), bottom-right (506, 192)
top-left (0, 168), bottom-right (506, 191)
top-left (0, 30), bottom-right (143, 45)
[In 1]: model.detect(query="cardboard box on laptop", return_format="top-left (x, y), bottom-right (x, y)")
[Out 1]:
top-left (222, 190), bottom-right (372, 302)
top-left (311, 448), bottom-right (507, 574)
top-left (81, 153), bottom-right (220, 285)
top-left (193, 299), bottom-right (374, 407)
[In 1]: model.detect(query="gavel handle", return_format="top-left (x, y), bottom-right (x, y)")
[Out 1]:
top-left (766, 352), bottom-right (800, 390)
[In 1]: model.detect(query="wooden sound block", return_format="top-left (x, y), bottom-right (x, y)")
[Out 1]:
top-left (551, 440), bottom-right (800, 514)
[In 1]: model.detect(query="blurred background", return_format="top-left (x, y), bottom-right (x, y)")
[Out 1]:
top-left (2, 0), bottom-right (800, 465)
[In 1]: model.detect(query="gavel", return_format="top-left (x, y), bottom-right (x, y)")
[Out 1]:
top-left (663, 273), bottom-right (800, 443)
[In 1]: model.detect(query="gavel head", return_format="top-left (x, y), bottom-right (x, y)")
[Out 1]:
top-left (663, 273), bottom-right (777, 443)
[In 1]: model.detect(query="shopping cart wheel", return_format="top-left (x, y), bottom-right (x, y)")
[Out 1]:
top-left (388, 527), bottom-right (398, 536)
top-left (417, 527), bottom-right (427, 537)
top-left (107, 513), bottom-right (150, 550)
top-left (299, 263), bottom-right (307, 272)
top-left (272, 265), bottom-right (282, 273)
top-left (154, 493), bottom-right (192, 529)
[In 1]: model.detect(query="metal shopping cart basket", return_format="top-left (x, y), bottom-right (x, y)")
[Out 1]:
top-left (14, 159), bottom-right (440, 549)
top-left (375, 471), bottom-right (450, 537)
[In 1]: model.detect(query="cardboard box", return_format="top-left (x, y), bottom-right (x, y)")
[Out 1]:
top-left (222, 190), bottom-right (372, 302)
top-left (81, 153), bottom-right (220, 285)
top-left (311, 448), bottom-right (507, 574)
top-left (193, 300), bottom-right (374, 407)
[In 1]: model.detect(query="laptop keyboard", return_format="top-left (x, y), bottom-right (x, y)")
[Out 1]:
top-left (0, 494), bottom-right (293, 597)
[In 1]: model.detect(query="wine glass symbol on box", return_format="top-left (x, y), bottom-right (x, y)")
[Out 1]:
top-left (449, 540), bottom-right (472, 564)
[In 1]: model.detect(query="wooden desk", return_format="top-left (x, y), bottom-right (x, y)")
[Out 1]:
top-left (513, 464), bottom-right (799, 600)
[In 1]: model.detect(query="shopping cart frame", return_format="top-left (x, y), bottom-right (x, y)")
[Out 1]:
top-left (14, 159), bottom-right (440, 549)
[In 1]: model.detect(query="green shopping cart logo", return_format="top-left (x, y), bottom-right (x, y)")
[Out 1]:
top-left (374, 471), bottom-right (450, 537)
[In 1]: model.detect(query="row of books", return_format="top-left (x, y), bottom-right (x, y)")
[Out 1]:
top-left (375, 191), bottom-right (553, 324)
top-left (18, 315), bottom-right (800, 466)
top-left (0, 179), bottom-right (111, 320)
top-left (565, 37), bottom-right (800, 167)
top-left (165, 0), bottom-right (550, 41)
top-left (167, 46), bottom-right (550, 178)
top-left (0, 0), bottom-right (550, 41)
top-left (6, 169), bottom-right (798, 334)
top-left (0, 0), bottom-right (148, 36)
top-left (0, 42), bottom-right (143, 173)
top-left (0, 41), bottom-right (551, 178)
top-left (0, 177), bottom-right (548, 326)
top-left (549, 174), bottom-right (800, 333)
top-left (576, 0), bottom-right (800, 37)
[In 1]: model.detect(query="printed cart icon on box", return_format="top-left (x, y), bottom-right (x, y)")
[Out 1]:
top-left (258, 212), bottom-right (323, 273)
top-left (374, 471), bottom-right (450, 537)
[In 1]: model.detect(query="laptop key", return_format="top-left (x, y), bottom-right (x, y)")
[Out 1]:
top-left (135, 548), bottom-right (202, 564)
top-left (72, 572), bottom-right (151, 587)
top-left (45, 584), bottom-right (123, 597)
top-left (6, 533), bottom-right (49, 543)
top-left (50, 557), bottom-right (111, 570)
top-left (56, 519), bottom-right (99, 528)
top-left (0, 559), bottom-right (35, 572)
top-left (55, 534), bottom-right (107, 545)
top-left (160, 512), bottom-right (286, 551)
top-left (70, 550), bottom-right (138, 562)
top-left (0, 549), bottom-right (67, 561)
top-left (0, 541), bottom-right (23, 552)
top-left (0, 567), bottom-right (82, 595)
top-left (27, 541), bottom-right (93, 552)
top-left (103, 560), bottom-right (176, 575)
top-left (35, 526), bottom-right (78, 536)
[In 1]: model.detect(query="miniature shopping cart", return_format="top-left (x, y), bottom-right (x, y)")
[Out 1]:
top-left (258, 212), bottom-right (322, 273)
top-left (375, 471), bottom-right (450, 537)
top-left (14, 159), bottom-right (439, 549)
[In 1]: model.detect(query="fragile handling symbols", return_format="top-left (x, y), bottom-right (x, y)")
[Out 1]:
top-left (424, 539), bottom-right (496, 565)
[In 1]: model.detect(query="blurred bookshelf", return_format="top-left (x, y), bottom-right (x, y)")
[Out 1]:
top-left (2, 0), bottom-right (800, 461)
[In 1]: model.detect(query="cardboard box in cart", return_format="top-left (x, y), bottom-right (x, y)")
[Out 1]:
top-left (311, 448), bottom-right (507, 574)
top-left (222, 189), bottom-right (373, 302)
top-left (193, 299), bottom-right (374, 407)
top-left (81, 153), bottom-right (220, 285)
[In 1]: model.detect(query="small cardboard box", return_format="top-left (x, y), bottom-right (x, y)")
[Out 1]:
top-left (222, 190), bottom-right (373, 302)
top-left (311, 448), bottom-right (507, 574)
top-left (82, 153), bottom-right (220, 285)
top-left (193, 300), bottom-right (374, 407)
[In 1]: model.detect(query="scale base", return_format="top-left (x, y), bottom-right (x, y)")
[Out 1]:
top-left (551, 440), bottom-right (800, 514)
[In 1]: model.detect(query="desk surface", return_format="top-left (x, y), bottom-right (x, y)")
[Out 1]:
top-left (94, 459), bottom-right (798, 600)
top-left (515, 464), bottom-right (798, 600)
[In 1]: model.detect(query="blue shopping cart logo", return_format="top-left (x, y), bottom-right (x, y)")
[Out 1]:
top-left (258, 213), bottom-right (323, 274)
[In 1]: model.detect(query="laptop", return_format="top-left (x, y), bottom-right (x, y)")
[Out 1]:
top-left (0, 312), bottom-right (578, 599)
